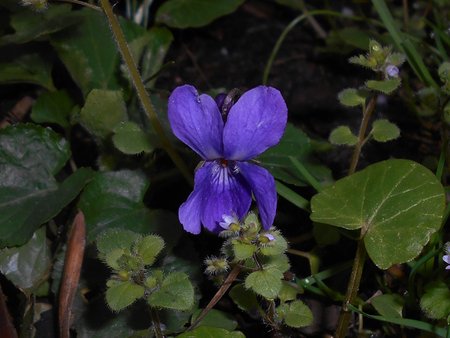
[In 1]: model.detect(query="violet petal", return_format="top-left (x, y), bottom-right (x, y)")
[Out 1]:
top-left (179, 163), bottom-right (211, 234)
top-left (239, 162), bottom-right (277, 229)
top-left (168, 85), bottom-right (224, 160)
top-left (200, 161), bottom-right (252, 232)
top-left (223, 86), bottom-right (287, 160)
top-left (443, 255), bottom-right (450, 264)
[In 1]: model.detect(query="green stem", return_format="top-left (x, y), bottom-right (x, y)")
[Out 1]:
top-left (348, 95), bottom-right (377, 175)
top-left (335, 239), bottom-right (367, 338)
top-left (99, 0), bottom-right (193, 186)
top-left (335, 95), bottom-right (377, 337)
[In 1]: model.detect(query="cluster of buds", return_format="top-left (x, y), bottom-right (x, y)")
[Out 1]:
top-left (349, 40), bottom-right (405, 79)
top-left (204, 212), bottom-right (287, 277)
top-left (20, 0), bottom-right (48, 11)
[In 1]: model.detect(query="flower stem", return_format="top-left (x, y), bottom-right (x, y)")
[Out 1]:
top-left (149, 308), bottom-right (163, 338)
top-left (336, 95), bottom-right (376, 337)
top-left (98, 0), bottom-right (193, 186)
top-left (348, 95), bottom-right (377, 175)
top-left (187, 264), bottom-right (241, 331)
top-left (335, 239), bottom-right (367, 338)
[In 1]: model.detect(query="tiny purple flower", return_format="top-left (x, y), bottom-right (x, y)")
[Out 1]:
top-left (263, 233), bottom-right (275, 242)
top-left (219, 214), bottom-right (239, 230)
top-left (168, 85), bottom-right (287, 234)
top-left (444, 255), bottom-right (450, 270)
top-left (385, 64), bottom-right (399, 78)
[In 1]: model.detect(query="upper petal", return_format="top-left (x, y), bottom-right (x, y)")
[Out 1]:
top-left (200, 161), bottom-right (252, 232)
top-left (223, 86), bottom-right (287, 160)
top-left (239, 162), bottom-right (277, 229)
top-left (168, 85), bottom-right (224, 159)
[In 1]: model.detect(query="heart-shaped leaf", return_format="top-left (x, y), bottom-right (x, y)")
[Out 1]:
top-left (311, 159), bottom-right (445, 269)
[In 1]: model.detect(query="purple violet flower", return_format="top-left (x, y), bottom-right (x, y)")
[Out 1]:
top-left (168, 85), bottom-right (287, 234)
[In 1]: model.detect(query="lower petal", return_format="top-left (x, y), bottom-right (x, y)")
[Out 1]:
top-left (178, 163), bottom-right (211, 234)
top-left (238, 162), bottom-right (277, 229)
top-left (201, 162), bottom-right (252, 232)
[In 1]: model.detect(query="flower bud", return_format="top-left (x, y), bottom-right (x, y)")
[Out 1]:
top-left (20, 0), bottom-right (48, 11)
top-left (204, 256), bottom-right (229, 275)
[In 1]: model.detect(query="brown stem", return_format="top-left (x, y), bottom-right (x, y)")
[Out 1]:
top-left (149, 308), bottom-right (163, 338)
top-left (0, 283), bottom-right (17, 338)
top-left (335, 239), bottom-right (367, 338)
top-left (348, 96), bottom-right (377, 175)
top-left (187, 264), bottom-right (241, 331)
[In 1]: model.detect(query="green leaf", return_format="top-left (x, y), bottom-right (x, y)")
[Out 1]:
top-left (261, 253), bottom-right (291, 273)
top-left (245, 268), bottom-right (283, 300)
top-left (156, 0), bottom-right (244, 29)
top-left (366, 78), bottom-right (401, 94)
top-left (50, 9), bottom-right (122, 95)
top-left (0, 4), bottom-right (78, 45)
top-left (112, 121), bottom-right (152, 154)
top-left (0, 227), bottom-right (50, 293)
top-left (276, 300), bottom-right (313, 328)
top-left (148, 272), bottom-right (194, 310)
top-left (96, 229), bottom-right (141, 255)
top-left (31, 90), bottom-right (75, 128)
top-left (278, 281), bottom-right (298, 303)
top-left (338, 88), bottom-right (366, 107)
top-left (420, 281), bottom-right (450, 320)
top-left (259, 231), bottom-right (288, 256)
top-left (329, 126), bottom-right (358, 146)
top-left (129, 27), bottom-right (173, 88)
top-left (371, 119), bottom-right (400, 142)
top-left (311, 159), bottom-right (445, 269)
top-left (79, 170), bottom-right (182, 242)
top-left (191, 309), bottom-right (237, 331)
top-left (371, 294), bottom-right (404, 318)
top-left (0, 53), bottom-right (55, 90)
top-left (135, 235), bottom-right (165, 265)
top-left (177, 326), bottom-right (245, 338)
top-left (79, 89), bottom-right (127, 139)
top-left (231, 240), bottom-right (257, 260)
top-left (0, 124), bottom-right (93, 247)
top-left (105, 280), bottom-right (144, 312)
top-left (229, 284), bottom-right (260, 313)
top-left (259, 123), bottom-right (332, 186)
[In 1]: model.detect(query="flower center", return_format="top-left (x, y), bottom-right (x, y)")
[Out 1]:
top-left (220, 159), bottom-right (228, 167)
